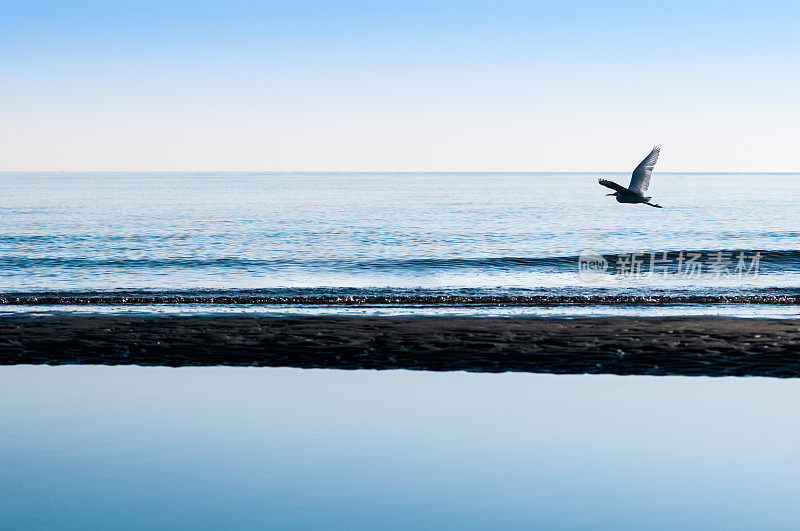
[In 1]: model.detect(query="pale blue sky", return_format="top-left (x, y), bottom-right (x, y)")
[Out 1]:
top-left (1, 1), bottom-right (798, 171)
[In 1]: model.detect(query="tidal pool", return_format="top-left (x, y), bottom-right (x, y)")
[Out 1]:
top-left (1, 366), bottom-right (798, 529)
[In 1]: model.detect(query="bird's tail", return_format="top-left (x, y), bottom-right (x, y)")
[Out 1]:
top-left (645, 202), bottom-right (662, 208)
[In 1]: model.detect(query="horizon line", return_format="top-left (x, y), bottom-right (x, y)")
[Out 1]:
top-left (0, 170), bottom-right (798, 175)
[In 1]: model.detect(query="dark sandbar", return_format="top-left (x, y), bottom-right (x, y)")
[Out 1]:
top-left (1, 315), bottom-right (800, 377)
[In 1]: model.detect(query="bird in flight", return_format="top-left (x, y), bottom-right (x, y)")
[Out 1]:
top-left (598, 146), bottom-right (662, 208)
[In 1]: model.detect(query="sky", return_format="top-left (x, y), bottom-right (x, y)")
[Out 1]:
top-left (0, 0), bottom-right (798, 172)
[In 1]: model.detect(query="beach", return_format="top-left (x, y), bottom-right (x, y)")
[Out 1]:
top-left (2, 315), bottom-right (799, 377)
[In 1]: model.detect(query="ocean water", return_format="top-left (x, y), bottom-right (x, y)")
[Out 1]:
top-left (1, 171), bottom-right (798, 315)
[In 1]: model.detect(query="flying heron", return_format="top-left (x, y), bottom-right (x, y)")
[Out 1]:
top-left (599, 146), bottom-right (662, 208)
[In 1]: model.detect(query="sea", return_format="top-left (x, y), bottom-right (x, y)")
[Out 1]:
top-left (4, 172), bottom-right (800, 529)
top-left (0, 171), bottom-right (798, 317)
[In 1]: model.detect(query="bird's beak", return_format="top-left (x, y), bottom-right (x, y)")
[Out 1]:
top-left (606, 193), bottom-right (615, 196)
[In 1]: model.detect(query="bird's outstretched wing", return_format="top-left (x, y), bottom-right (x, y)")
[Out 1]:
top-left (628, 146), bottom-right (660, 196)
top-left (598, 178), bottom-right (630, 194)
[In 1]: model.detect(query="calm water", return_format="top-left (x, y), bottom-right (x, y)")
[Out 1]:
top-left (2, 366), bottom-right (799, 529)
top-left (3, 175), bottom-right (798, 528)
top-left (0, 172), bottom-right (798, 315)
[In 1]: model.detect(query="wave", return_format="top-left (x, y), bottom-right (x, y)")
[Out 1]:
top-left (3, 289), bottom-right (800, 306)
top-left (0, 249), bottom-right (797, 271)
top-left (0, 256), bottom-right (573, 270)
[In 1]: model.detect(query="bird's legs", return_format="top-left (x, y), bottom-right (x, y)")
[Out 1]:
top-left (644, 202), bottom-right (662, 208)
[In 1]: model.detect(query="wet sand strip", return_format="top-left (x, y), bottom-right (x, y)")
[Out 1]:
top-left (1, 315), bottom-right (799, 377)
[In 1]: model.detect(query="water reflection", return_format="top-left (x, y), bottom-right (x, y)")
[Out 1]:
top-left (1, 366), bottom-right (798, 529)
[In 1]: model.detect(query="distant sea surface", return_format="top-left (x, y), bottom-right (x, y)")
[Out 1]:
top-left (1, 172), bottom-right (798, 316)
